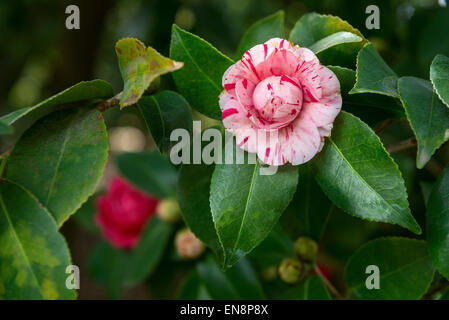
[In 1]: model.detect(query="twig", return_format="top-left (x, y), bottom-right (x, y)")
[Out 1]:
top-left (386, 137), bottom-right (417, 153)
top-left (375, 119), bottom-right (397, 134)
top-left (425, 158), bottom-right (445, 178)
top-left (95, 92), bottom-right (122, 112)
top-left (313, 264), bottom-right (344, 300)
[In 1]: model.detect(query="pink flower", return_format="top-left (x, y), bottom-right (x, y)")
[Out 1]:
top-left (95, 177), bottom-right (158, 249)
top-left (220, 38), bottom-right (342, 165)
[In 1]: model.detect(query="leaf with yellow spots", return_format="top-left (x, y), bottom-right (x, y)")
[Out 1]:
top-left (115, 38), bottom-right (183, 108)
top-left (0, 180), bottom-right (76, 300)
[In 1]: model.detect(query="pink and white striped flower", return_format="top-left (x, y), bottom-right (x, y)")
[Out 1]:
top-left (219, 38), bottom-right (342, 165)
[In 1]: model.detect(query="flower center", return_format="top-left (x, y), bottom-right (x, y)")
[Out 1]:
top-left (252, 75), bottom-right (303, 129)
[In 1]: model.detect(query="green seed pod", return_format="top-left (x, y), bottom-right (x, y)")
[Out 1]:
top-left (294, 236), bottom-right (318, 262)
top-left (278, 258), bottom-right (303, 284)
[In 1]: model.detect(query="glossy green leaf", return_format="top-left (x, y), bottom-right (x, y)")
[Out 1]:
top-left (178, 163), bottom-right (223, 262)
top-left (124, 217), bottom-right (173, 286)
top-left (349, 43), bottom-right (399, 98)
top-left (430, 54), bottom-right (449, 108)
top-left (398, 77), bottom-right (449, 169)
top-left (328, 65), bottom-right (404, 125)
top-left (210, 155), bottom-right (299, 267)
top-left (0, 79), bottom-right (113, 126)
top-left (427, 166), bottom-right (449, 280)
top-left (138, 90), bottom-right (192, 155)
top-left (249, 224), bottom-right (294, 269)
top-left (196, 255), bottom-right (264, 299)
top-left (5, 108), bottom-right (109, 227)
top-left (116, 151), bottom-right (177, 198)
top-left (170, 25), bottom-right (234, 120)
top-left (309, 31), bottom-right (362, 54)
top-left (234, 10), bottom-right (284, 60)
top-left (0, 180), bottom-right (75, 300)
top-left (0, 120), bottom-right (13, 135)
top-left (345, 237), bottom-right (434, 299)
top-left (279, 275), bottom-right (331, 300)
top-left (289, 13), bottom-right (366, 68)
top-left (315, 111), bottom-right (421, 234)
top-left (115, 38), bottom-right (183, 108)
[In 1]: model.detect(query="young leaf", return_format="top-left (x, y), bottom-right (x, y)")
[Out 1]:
top-left (0, 120), bottom-right (13, 135)
top-left (430, 54), bottom-right (449, 108)
top-left (345, 237), bottom-right (434, 299)
top-left (398, 77), bottom-right (449, 169)
top-left (0, 79), bottom-right (113, 126)
top-left (328, 66), bottom-right (404, 125)
top-left (309, 31), bottom-right (362, 54)
top-left (178, 163), bottom-right (224, 263)
top-left (124, 217), bottom-right (173, 286)
top-left (5, 108), bottom-right (109, 227)
top-left (196, 255), bottom-right (264, 299)
top-left (170, 24), bottom-right (234, 120)
top-left (116, 151), bottom-right (177, 199)
top-left (210, 155), bottom-right (299, 267)
top-left (0, 181), bottom-right (76, 300)
top-left (427, 165), bottom-right (449, 280)
top-left (234, 10), bottom-right (284, 60)
top-left (115, 38), bottom-right (183, 108)
top-left (279, 275), bottom-right (331, 300)
top-left (138, 90), bottom-right (193, 155)
top-left (314, 111), bottom-right (421, 234)
top-left (349, 43), bottom-right (399, 98)
top-left (289, 13), bottom-right (366, 68)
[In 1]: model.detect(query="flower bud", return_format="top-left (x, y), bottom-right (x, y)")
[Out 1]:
top-left (260, 266), bottom-right (277, 281)
top-left (156, 198), bottom-right (181, 223)
top-left (278, 258), bottom-right (303, 284)
top-left (294, 236), bottom-right (318, 261)
top-left (175, 229), bottom-right (205, 260)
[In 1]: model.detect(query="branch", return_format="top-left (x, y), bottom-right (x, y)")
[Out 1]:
top-left (313, 264), bottom-right (344, 300)
top-left (386, 137), bottom-right (417, 153)
top-left (95, 92), bottom-right (122, 112)
top-left (375, 119), bottom-right (397, 134)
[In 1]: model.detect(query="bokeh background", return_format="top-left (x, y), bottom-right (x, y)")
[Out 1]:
top-left (1, 0), bottom-right (448, 299)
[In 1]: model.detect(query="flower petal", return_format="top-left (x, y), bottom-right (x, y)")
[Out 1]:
top-left (302, 94), bottom-right (342, 129)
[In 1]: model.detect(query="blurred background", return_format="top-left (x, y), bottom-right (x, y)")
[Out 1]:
top-left (1, 0), bottom-right (448, 299)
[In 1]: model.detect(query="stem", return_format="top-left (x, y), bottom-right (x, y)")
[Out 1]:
top-left (423, 281), bottom-right (449, 299)
top-left (375, 119), bottom-right (397, 134)
top-left (425, 158), bottom-right (445, 178)
top-left (386, 137), bottom-right (417, 153)
top-left (96, 92), bottom-right (122, 112)
top-left (313, 264), bottom-right (344, 300)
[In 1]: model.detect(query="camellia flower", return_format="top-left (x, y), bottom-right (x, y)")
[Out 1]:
top-left (95, 177), bottom-right (158, 249)
top-left (220, 38), bottom-right (342, 165)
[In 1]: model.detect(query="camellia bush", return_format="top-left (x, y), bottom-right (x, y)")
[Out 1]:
top-left (1, 10), bottom-right (449, 300)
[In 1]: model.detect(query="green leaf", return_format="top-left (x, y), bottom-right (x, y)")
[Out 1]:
top-left (349, 43), bottom-right (399, 98)
top-left (73, 191), bottom-right (103, 235)
top-left (5, 108), bottom-right (109, 227)
top-left (177, 270), bottom-right (212, 299)
top-left (315, 111), bottom-right (421, 234)
top-left (0, 120), bottom-right (13, 135)
top-left (398, 77), bottom-right (449, 169)
top-left (345, 237), bottom-right (435, 299)
top-left (249, 224), bottom-right (294, 269)
top-left (0, 180), bottom-right (75, 300)
top-left (170, 25), bottom-right (234, 120)
top-left (279, 275), bottom-right (331, 300)
top-left (0, 79), bottom-right (113, 126)
top-left (124, 217), bottom-right (173, 286)
top-left (138, 90), bottom-right (193, 155)
top-left (328, 66), bottom-right (404, 125)
top-left (210, 154), bottom-right (299, 267)
top-left (309, 31), bottom-right (362, 54)
top-left (178, 163), bottom-right (223, 262)
top-left (196, 255), bottom-right (264, 299)
top-left (115, 38), bottom-right (183, 108)
top-left (430, 54), bottom-right (449, 108)
top-left (116, 151), bottom-right (177, 199)
top-left (427, 165), bottom-right (449, 280)
top-left (234, 10), bottom-right (284, 60)
top-left (289, 13), bottom-right (366, 68)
